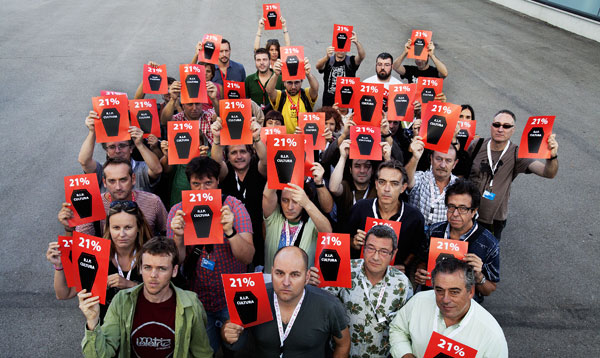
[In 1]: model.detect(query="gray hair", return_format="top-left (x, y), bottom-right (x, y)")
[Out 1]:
top-left (431, 256), bottom-right (476, 291)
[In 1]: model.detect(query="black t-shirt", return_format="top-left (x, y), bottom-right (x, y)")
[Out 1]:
top-left (400, 65), bottom-right (440, 84)
top-left (131, 292), bottom-right (177, 358)
top-left (318, 55), bottom-right (359, 106)
top-left (101, 260), bottom-right (143, 321)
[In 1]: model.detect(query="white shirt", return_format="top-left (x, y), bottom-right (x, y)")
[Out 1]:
top-left (363, 74), bottom-right (403, 90)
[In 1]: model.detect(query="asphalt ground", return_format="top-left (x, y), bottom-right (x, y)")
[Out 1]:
top-left (0, 0), bottom-right (599, 356)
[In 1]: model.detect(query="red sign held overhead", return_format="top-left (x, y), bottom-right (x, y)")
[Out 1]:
top-left (223, 80), bottom-right (246, 99)
top-left (456, 119), bottom-right (477, 151)
top-left (267, 134), bottom-right (305, 190)
top-left (64, 173), bottom-right (106, 227)
top-left (100, 90), bottom-right (128, 98)
top-left (198, 34), bottom-right (222, 65)
top-left (518, 116), bottom-right (555, 159)
top-left (334, 77), bottom-right (358, 109)
top-left (360, 218), bottom-right (402, 265)
top-left (424, 331), bottom-right (478, 358)
top-left (179, 64), bottom-right (208, 104)
top-left (142, 64), bottom-right (168, 94)
top-left (262, 3), bottom-right (282, 30)
top-left (280, 46), bottom-right (305, 81)
top-left (416, 77), bottom-right (443, 105)
top-left (332, 24), bottom-right (353, 52)
top-left (58, 235), bottom-right (77, 288)
top-left (315, 233), bottom-right (351, 288)
top-left (72, 232), bottom-right (111, 304)
top-left (349, 126), bottom-right (381, 161)
top-left (353, 83), bottom-right (384, 126)
top-left (418, 101), bottom-right (461, 154)
top-left (426, 237), bottom-right (468, 286)
top-left (298, 112), bottom-right (326, 150)
top-left (222, 273), bottom-right (273, 327)
top-left (182, 190), bottom-right (223, 246)
top-left (167, 121), bottom-right (201, 165)
top-left (92, 95), bottom-right (130, 143)
top-left (219, 99), bottom-right (253, 145)
top-left (408, 30), bottom-right (432, 61)
top-left (260, 126), bottom-right (286, 146)
top-left (388, 84), bottom-right (417, 122)
top-left (129, 99), bottom-right (160, 138)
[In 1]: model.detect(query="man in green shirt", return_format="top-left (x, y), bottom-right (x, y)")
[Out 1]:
top-left (245, 47), bottom-right (284, 114)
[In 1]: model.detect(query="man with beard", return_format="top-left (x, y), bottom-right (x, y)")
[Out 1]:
top-left (245, 48), bottom-right (284, 114)
top-left (211, 39), bottom-right (246, 85)
top-left (393, 39), bottom-right (448, 84)
top-left (363, 52), bottom-right (403, 90)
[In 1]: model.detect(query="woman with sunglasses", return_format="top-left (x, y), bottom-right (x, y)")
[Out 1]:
top-left (253, 16), bottom-right (291, 68)
top-left (46, 200), bottom-right (152, 320)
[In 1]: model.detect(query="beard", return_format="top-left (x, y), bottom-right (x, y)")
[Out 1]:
top-left (377, 70), bottom-right (391, 80)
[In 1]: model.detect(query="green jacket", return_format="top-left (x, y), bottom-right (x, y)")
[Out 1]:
top-left (82, 283), bottom-right (212, 358)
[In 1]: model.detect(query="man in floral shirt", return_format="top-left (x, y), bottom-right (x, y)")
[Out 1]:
top-left (309, 225), bottom-right (413, 357)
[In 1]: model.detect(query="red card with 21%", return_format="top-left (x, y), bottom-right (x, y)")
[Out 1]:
top-left (64, 173), bottom-right (105, 227)
top-left (260, 126), bottom-right (286, 145)
top-left (168, 121), bottom-right (200, 165)
top-left (316, 233), bottom-right (351, 288)
top-left (332, 24), bottom-right (353, 52)
top-left (456, 119), bottom-right (477, 152)
top-left (92, 95), bottom-right (130, 143)
top-left (263, 3), bottom-right (282, 30)
top-left (350, 126), bottom-right (381, 161)
top-left (417, 77), bottom-right (443, 105)
top-left (388, 84), bottom-right (417, 122)
top-left (100, 90), bottom-right (128, 98)
top-left (426, 237), bottom-right (468, 286)
top-left (182, 190), bottom-right (223, 246)
top-left (129, 99), bottom-right (160, 138)
top-left (424, 331), bottom-right (477, 358)
top-left (224, 80), bottom-right (246, 99)
top-left (179, 64), bottom-right (208, 104)
top-left (299, 112), bottom-right (326, 150)
top-left (267, 134), bottom-right (305, 190)
top-left (222, 273), bottom-right (273, 328)
top-left (281, 46), bottom-right (305, 81)
top-left (219, 99), bottom-right (253, 145)
top-left (58, 235), bottom-right (77, 288)
top-left (518, 116), bottom-right (555, 159)
top-left (142, 64), bottom-right (168, 94)
top-left (360, 218), bottom-right (402, 265)
top-left (72, 232), bottom-right (111, 304)
top-left (353, 83), bottom-right (384, 126)
top-left (198, 34), bottom-right (222, 65)
top-left (335, 77), bottom-right (358, 108)
top-left (408, 30), bottom-right (432, 61)
top-left (419, 101), bottom-right (461, 154)
top-left (303, 134), bottom-right (314, 178)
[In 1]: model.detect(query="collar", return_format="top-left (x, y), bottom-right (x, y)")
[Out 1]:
top-left (358, 259), bottom-right (388, 287)
top-left (444, 221), bottom-right (478, 241)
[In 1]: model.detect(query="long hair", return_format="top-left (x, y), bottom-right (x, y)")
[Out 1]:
top-left (103, 201), bottom-right (152, 266)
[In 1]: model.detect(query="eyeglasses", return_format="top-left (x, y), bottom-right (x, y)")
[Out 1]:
top-left (446, 204), bottom-right (473, 214)
top-left (106, 143), bottom-right (131, 151)
top-left (109, 200), bottom-right (138, 213)
top-left (491, 122), bottom-right (514, 129)
top-left (286, 81), bottom-right (302, 86)
top-left (364, 245), bottom-right (393, 257)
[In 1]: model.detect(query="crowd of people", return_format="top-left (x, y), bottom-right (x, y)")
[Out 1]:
top-left (46, 13), bottom-right (560, 358)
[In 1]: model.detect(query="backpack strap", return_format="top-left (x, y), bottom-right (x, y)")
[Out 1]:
top-left (299, 89), bottom-right (313, 112)
top-left (277, 89), bottom-right (287, 112)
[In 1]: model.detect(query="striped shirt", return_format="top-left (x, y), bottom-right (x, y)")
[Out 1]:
top-left (408, 170), bottom-right (457, 227)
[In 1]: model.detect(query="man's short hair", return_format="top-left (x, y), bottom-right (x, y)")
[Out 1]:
top-left (431, 256), bottom-right (476, 291)
top-left (376, 160), bottom-right (408, 185)
top-left (185, 156), bottom-right (221, 182)
top-left (101, 140), bottom-right (134, 151)
top-left (444, 179), bottom-right (481, 210)
top-left (365, 225), bottom-right (398, 252)
top-left (432, 144), bottom-right (457, 161)
top-left (376, 52), bottom-right (394, 63)
top-left (273, 246), bottom-right (309, 271)
top-left (221, 38), bottom-right (230, 47)
top-left (141, 236), bottom-right (179, 267)
top-left (254, 47), bottom-right (269, 58)
top-left (102, 157), bottom-right (133, 178)
top-left (494, 109), bottom-right (516, 122)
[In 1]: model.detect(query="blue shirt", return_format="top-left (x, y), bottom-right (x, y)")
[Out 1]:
top-left (212, 60), bottom-right (246, 85)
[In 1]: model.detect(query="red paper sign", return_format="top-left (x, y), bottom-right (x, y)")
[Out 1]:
top-left (167, 121), bottom-right (201, 165)
top-left (220, 99), bottom-right (253, 145)
top-left (518, 116), bottom-right (555, 159)
top-left (334, 77), bottom-right (358, 108)
top-left (224, 80), bottom-right (246, 99)
top-left (64, 174), bottom-right (106, 227)
top-left (332, 24), bottom-right (353, 52)
top-left (426, 237), bottom-right (468, 286)
top-left (129, 99), bottom-right (160, 138)
top-left (408, 30), bottom-right (433, 61)
top-left (198, 34), bottom-right (222, 65)
top-left (142, 64), bottom-right (168, 94)
top-left (303, 134), bottom-right (314, 178)
top-left (222, 273), bottom-right (273, 327)
top-left (388, 84), bottom-right (417, 121)
top-left (349, 126), bottom-right (381, 160)
top-left (281, 46), bottom-right (305, 81)
top-left (416, 77), bottom-right (443, 105)
top-left (58, 235), bottom-right (76, 288)
top-left (262, 3), bottom-right (282, 30)
top-left (298, 112), bottom-right (326, 150)
top-left (92, 95), bottom-right (130, 143)
top-left (424, 331), bottom-right (478, 358)
top-left (182, 190), bottom-right (223, 246)
top-left (360, 218), bottom-right (402, 265)
top-left (353, 83), bottom-right (384, 126)
top-left (71, 232), bottom-right (111, 304)
top-left (100, 90), bottom-right (128, 98)
top-left (419, 101), bottom-right (461, 154)
top-left (179, 64), bottom-right (208, 104)
top-left (267, 134), bottom-right (305, 190)
top-left (315, 233), bottom-right (351, 288)
top-left (260, 125), bottom-right (286, 145)
top-left (456, 120), bottom-right (477, 152)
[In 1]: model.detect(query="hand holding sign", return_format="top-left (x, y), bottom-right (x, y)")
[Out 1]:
top-left (179, 64), bottom-right (208, 104)
top-left (299, 112), bottom-right (326, 150)
top-left (198, 34), bottom-right (222, 64)
top-left (518, 116), bottom-right (556, 159)
top-left (424, 331), bottom-right (478, 358)
top-left (260, 126), bottom-right (285, 145)
top-left (417, 77), bottom-right (443, 105)
top-left (332, 24), bottom-right (353, 52)
top-left (349, 126), bottom-right (381, 160)
top-left (143, 63), bottom-right (168, 94)
top-left (280, 46), bottom-right (305, 81)
top-left (335, 77), bottom-right (358, 108)
top-left (223, 273), bottom-right (273, 327)
top-left (388, 84), bottom-right (417, 121)
top-left (267, 134), bottom-right (305, 190)
top-left (262, 3), bottom-right (282, 30)
top-left (72, 232), bottom-right (111, 304)
top-left (360, 218), bottom-right (402, 265)
top-left (57, 236), bottom-right (77, 288)
top-left (129, 99), bottom-right (160, 138)
top-left (219, 99), bottom-right (252, 145)
top-left (408, 30), bottom-right (433, 60)
top-left (224, 80), bottom-right (246, 99)
top-left (456, 119), bottom-right (477, 151)
top-left (419, 101), bottom-right (461, 153)
top-left (167, 121), bottom-right (201, 164)
top-left (182, 190), bottom-right (223, 245)
top-left (315, 233), bottom-right (351, 288)
top-left (64, 174), bottom-right (105, 226)
top-left (354, 83), bottom-right (384, 125)
top-left (92, 95), bottom-right (130, 143)
top-left (426, 237), bottom-right (468, 286)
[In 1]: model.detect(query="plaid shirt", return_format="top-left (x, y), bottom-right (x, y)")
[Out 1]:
top-left (408, 170), bottom-right (457, 227)
top-left (167, 195), bottom-right (253, 312)
top-left (172, 107), bottom-right (216, 146)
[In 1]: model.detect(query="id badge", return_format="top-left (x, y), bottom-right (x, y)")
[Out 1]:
top-left (201, 257), bottom-right (216, 271)
top-left (483, 190), bottom-right (496, 201)
top-left (377, 316), bottom-right (387, 324)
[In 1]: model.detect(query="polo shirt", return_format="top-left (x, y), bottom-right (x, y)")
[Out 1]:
top-left (244, 71), bottom-right (284, 110)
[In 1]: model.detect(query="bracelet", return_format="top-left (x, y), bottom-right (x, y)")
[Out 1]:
top-left (382, 132), bottom-right (392, 138)
top-left (225, 227), bottom-right (237, 239)
top-left (314, 182), bottom-right (325, 188)
top-left (283, 31), bottom-right (288, 34)
top-left (549, 154), bottom-right (558, 160)
top-left (54, 265), bottom-right (64, 271)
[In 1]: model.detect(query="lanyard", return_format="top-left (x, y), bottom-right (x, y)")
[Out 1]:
top-left (274, 289), bottom-right (305, 356)
top-left (372, 198), bottom-right (404, 222)
top-left (444, 222), bottom-right (479, 242)
top-left (486, 140), bottom-right (510, 189)
top-left (361, 276), bottom-right (387, 322)
top-left (114, 250), bottom-right (136, 281)
top-left (234, 171), bottom-right (246, 199)
top-left (352, 185), bottom-right (369, 205)
top-left (287, 92), bottom-right (299, 112)
top-left (284, 220), bottom-right (304, 247)
top-left (428, 174), bottom-right (448, 223)
top-left (432, 303), bottom-right (472, 339)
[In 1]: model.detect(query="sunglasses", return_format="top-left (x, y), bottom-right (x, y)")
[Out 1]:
top-left (109, 200), bottom-right (138, 213)
top-left (492, 122), bottom-right (514, 129)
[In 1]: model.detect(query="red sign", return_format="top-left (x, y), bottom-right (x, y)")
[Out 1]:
top-left (64, 174), bottom-right (106, 227)
top-left (263, 3), bottom-right (282, 30)
top-left (332, 24), bottom-right (353, 52)
top-left (222, 273), bottom-right (273, 327)
top-left (129, 99), bottom-right (160, 138)
top-left (349, 126), bottom-right (381, 161)
top-left (267, 134), bottom-right (305, 190)
top-left (167, 121), bottom-right (201, 165)
top-left (388, 84), bottom-right (417, 121)
top-left (298, 112), bottom-right (326, 150)
top-left (408, 30), bottom-right (432, 61)
top-left (72, 232), bottom-right (111, 304)
top-left (303, 134), bottom-right (314, 178)
top-left (353, 83), bottom-right (384, 126)
top-left (224, 80), bottom-right (246, 99)
top-left (424, 331), bottom-right (478, 358)
top-left (315, 233), bottom-right (351, 288)
top-left (92, 95), bottom-right (130, 143)
top-left (198, 34), bottom-right (222, 65)
top-left (360, 218), bottom-right (402, 265)
top-left (219, 99), bottom-right (253, 145)
top-left (456, 120), bottom-right (477, 152)
top-left (142, 64), bottom-right (168, 94)
top-left (58, 235), bottom-right (76, 288)
top-left (518, 116), bottom-right (556, 159)
top-left (426, 237), bottom-right (468, 286)
top-left (416, 77), bottom-right (443, 105)
top-left (260, 126), bottom-right (286, 145)
top-left (334, 77), bottom-right (358, 108)
top-left (280, 46), bottom-right (305, 81)
top-left (179, 64), bottom-right (208, 104)
top-left (419, 101), bottom-right (461, 154)
top-left (182, 190), bottom-right (223, 246)
top-left (100, 90), bottom-right (128, 98)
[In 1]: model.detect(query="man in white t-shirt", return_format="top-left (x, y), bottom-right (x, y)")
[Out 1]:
top-left (363, 52), bottom-right (403, 90)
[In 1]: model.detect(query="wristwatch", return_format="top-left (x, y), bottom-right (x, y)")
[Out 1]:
top-left (477, 275), bottom-right (487, 285)
top-left (225, 227), bottom-right (237, 239)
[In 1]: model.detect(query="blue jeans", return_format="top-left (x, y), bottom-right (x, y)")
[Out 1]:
top-left (206, 308), bottom-right (230, 356)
